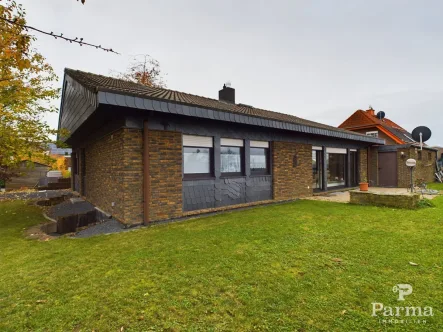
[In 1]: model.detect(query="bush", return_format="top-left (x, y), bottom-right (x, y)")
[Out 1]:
top-left (62, 170), bottom-right (71, 178)
top-left (417, 198), bottom-right (435, 209)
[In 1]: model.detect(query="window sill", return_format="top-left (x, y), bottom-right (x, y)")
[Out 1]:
top-left (249, 174), bottom-right (271, 177)
top-left (183, 176), bottom-right (216, 181)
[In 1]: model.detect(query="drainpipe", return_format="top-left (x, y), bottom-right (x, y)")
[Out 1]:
top-left (143, 121), bottom-right (150, 225)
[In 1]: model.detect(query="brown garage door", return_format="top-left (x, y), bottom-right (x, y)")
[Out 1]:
top-left (378, 152), bottom-right (397, 187)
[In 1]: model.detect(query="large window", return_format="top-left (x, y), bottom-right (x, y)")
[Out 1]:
top-left (221, 138), bottom-right (244, 175)
top-left (183, 135), bottom-right (213, 178)
top-left (312, 148), bottom-right (323, 190)
top-left (250, 141), bottom-right (270, 175)
top-left (326, 148), bottom-right (346, 188)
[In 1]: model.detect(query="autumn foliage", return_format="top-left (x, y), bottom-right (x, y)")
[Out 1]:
top-left (0, 0), bottom-right (60, 182)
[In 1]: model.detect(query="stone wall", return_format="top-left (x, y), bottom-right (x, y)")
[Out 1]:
top-left (359, 148), bottom-right (368, 183)
top-left (84, 129), bottom-right (126, 221)
top-left (368, 147), bottom-right (378, 186)
top-left (398, 147), bottom-right (437, 188)
top-left (350, 191), bottom-right (419, 209)
top-left (272, 141), bottom-right (313, 200)
top-left (83, 129), bottom-right (144, 225)
top-left (147, 130), bottom-right (183, 222)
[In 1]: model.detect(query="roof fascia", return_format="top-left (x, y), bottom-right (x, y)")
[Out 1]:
top-left (97, 91), bottom-right (385, 145)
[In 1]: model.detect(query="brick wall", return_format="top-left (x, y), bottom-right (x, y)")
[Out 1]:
top-left (84, 129), bottom-right (144, 225)
top-left (147, 130), bottom-right (183, 222)
top-left (272, 141), bottom-right (313, 200)
top-left (368, 147), bottom-right (378, 186)
top-left (122, 129), bottom-right (144, 223)
top-left (397, 147), bottom-right (437, 188)
top-left (359, 148), bottom-right (368, 183)
top-left (84, 130), bottom-right (126, 221)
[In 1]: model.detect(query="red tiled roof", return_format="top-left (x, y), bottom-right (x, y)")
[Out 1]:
top-left (339, 109), bottom-right (415, 144)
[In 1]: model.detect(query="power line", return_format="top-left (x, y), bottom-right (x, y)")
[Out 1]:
top-left (0, 16), bottom-right (119, 54)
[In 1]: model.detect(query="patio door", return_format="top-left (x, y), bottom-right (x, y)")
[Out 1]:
top-left (378, 152), bottom-right (397, 187)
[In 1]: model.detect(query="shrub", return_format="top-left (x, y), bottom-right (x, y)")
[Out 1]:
top-left (417, 198), bottom-right (435, 209)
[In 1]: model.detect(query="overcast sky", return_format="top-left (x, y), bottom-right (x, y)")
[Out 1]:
top-left (20, 0), bottom-right (443, 146)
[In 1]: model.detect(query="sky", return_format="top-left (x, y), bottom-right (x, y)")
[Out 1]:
top-left (19, 0), bottom-right (443, 146)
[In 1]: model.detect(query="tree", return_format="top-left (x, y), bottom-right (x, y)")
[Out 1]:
top-left (113, 54), bottom-right (167, 88)
top-left (0, 0), bottom-right (59, 183)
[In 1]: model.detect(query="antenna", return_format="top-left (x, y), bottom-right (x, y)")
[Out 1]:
top-left (412, 126), bottom-right (432, 151)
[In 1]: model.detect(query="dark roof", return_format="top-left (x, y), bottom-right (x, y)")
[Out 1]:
top-left (385, 126), bottom-right (415, 144)
top-left (65, 68), bottom-right (380, 141)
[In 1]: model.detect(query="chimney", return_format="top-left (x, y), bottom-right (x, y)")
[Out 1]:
top-left (219, 83), bottom-right (235, 104)
top-left (366, 107), bottom-right (375, 116)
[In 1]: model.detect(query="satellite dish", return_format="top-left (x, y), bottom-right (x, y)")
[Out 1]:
top-left (376, 111), bottom-right (385, 120)
top-left (412, 126), bottom-right (432, 151)
top-left (412, 126), bottom-right (432, 142)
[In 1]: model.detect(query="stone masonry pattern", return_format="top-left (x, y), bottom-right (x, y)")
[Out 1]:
top-left (359, 149), bottom-right (368, 183)
top-left (148, 130), bottom-right (183, 222)
top-left (272, 141), bottom-right (313, 200)
top-left (397, 148), bottom-right (436, 188)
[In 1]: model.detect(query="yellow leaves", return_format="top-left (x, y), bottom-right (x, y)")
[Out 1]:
top-left (1, 0), bottom-right (60, 176)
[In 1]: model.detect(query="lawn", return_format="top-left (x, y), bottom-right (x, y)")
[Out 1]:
top-left (1, 197), bottom-right (443, 331)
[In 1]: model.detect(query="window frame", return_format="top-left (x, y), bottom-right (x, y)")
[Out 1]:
top-left (182, 135), bottom-right (214, 180)
top-left (220, 145), bottom-right (244, 177)
top-left (183, 146), bottom-right (214, 180)
top-left (250, 146), bottom-right (270, 176)
top-left (366, 131), bottom-right (379, 138)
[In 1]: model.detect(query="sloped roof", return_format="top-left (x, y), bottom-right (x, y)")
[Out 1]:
top-left (65, 68), bottom-right (379, 140)
top-left (339, 109), bottom-right (415, 144)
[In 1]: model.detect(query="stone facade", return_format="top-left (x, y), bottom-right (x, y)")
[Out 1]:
top-left (368, 147), bottom-right (378, 186)
top-left (359, 148), bottom-right (368, 183)
top-left (76, 128), bottom-right (378, 224)
top-left (147, 130), bottom-right (183, 222)
top-left (272, 141), bottom-right (313, 200)
top-left (83, 129), bottom-right (144, 224)
top-left (397, 147), bottom-right (437, 188)
top-left (83, 129), bottom-right (138, 223)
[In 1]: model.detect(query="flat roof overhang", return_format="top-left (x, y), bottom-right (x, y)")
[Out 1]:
top-left (96, 90), bottom-right (385, 145)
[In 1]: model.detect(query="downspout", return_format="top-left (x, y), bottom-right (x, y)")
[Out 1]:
top-left (143, 121), bottom-right (150, 225)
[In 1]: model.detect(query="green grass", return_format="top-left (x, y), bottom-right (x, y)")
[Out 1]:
top-left (1, 198), bottom-right (443, 331)
top-left (428, 182), bottom-right (443, 191)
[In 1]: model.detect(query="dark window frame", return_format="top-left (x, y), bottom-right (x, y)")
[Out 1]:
top-left (183, 146), bottom-right (214, 180)
top-left (250, 147), bottom-right (270, 176)
top-left (220, 145), bottom-right (244, 177)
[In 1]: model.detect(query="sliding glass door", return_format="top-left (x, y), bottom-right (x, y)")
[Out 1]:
top-left (312, 150), bottom-right (323, 190)
top-left (326, 152), bottom-right (346, 188)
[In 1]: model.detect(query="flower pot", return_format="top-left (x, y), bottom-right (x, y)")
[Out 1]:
top-left (359, 182), bottom-right (369, 191)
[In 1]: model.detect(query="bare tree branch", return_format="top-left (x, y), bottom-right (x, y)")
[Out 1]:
top-left (0, 16), bottom-right (119, 54)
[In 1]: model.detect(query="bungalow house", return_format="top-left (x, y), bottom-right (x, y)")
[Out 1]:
top-left (59, 69), bottom-right (383, 225)
top-left (339, 108), bottom-right (437, 187)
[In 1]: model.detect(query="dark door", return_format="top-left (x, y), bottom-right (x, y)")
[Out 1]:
top-left (378, 152), bottom-right (397, 187)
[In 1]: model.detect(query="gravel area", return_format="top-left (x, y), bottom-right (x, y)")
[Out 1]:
top-left (0, 189), bottom-right (72, 201)
top-left (74, 219), bottom-right (131, 238)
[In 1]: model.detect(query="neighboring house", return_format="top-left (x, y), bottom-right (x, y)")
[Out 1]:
top-left (5, 161), bottom-right (51, 190)
top-left (46, 143), bottom-right (72, 156)
top-left (434, 146), bottom-right (443, 169)
top-left (58, 69), bottom-right (383, 225)
top-left (339, 108), bottom-right (437, 187)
